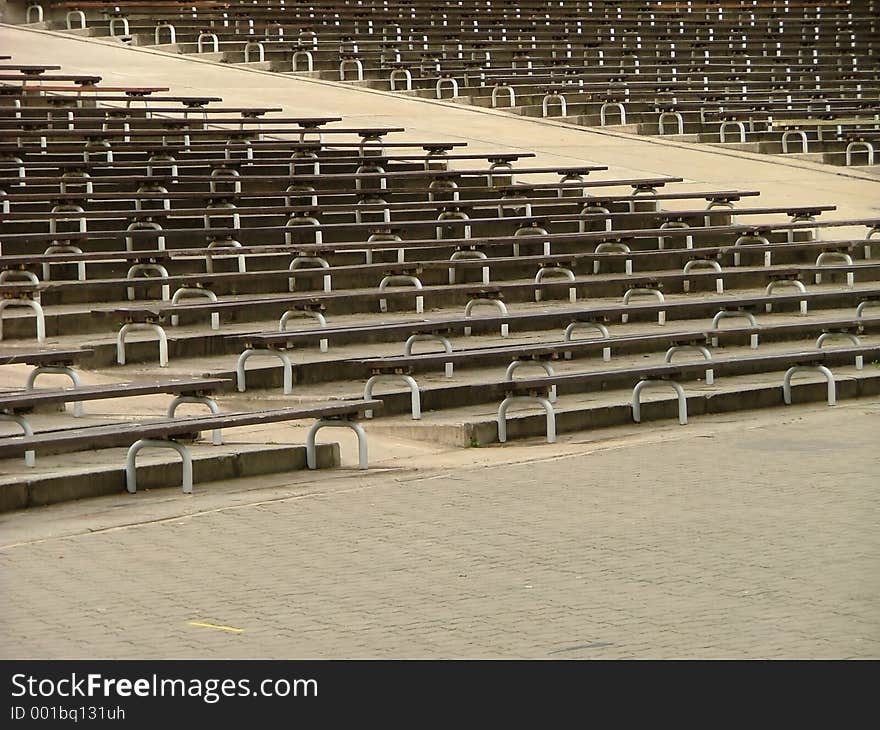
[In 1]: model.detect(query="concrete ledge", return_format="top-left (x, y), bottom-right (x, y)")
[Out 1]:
top-left (368, 371), bottom-right (880, 446)
top-left (0, 442), bottom-right (339, 512)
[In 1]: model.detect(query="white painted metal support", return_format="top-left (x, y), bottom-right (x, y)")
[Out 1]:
top-left (363, 375), bottom-right (421, 419)
top-left (783, 365), bottom-right (837, 406)
top-left (236, 348), bottom-right (294, 394)
top-left (306, 418), bottom-right (369, 469)
top-left (117, 323), bottom-right (168, 367)
top-left (665, 344), bottom-right (715, 384)
top-left (26, 365), bottom-right (84, 417)
top-left (632, 380), bottom-right (688, 424)
top-left (167, 395), bottom-right (222, 445)
top-left (710, 310), bottom-right (760, 348)
top-left (126, 439), bottom-right (193, 494)
top-left (497, 395), bottom-right (556, 443)
top-left (622, 288), bottom-right (666, 324)
top-left (816, 332), bottom-right (863, 369)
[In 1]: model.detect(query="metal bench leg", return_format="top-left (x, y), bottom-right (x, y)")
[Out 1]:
top-left (563, 321), bottom-right (611, 361)
top-left (664, 345), bottom-right (714, 384)
top-left (0, 414), bottom-right (35, 466)
top-left (783, 365), bottom-right (837, 406)
top-left (364, 374), bottom-right (421, 419)
top-left (0, 299), bottom-right (46, 343)
top-left (236, 348), bottom-right (294, 394)
top-left (279, 310), bottom-right (328, 352)
top-left (711, 311), bottom-right (759, 348)
top-left (117, 322), bottom-right (168, 367)
top-left (306, 419), bottom-right (369, 469)
top-left (126, 439), bottom-right (193, 494)
top-left (170, 287), bottom-right (219, 329)
top-left (464, 299), bottom-right (509, 336)
top-left (404, 334), bottom-right (454, 376)
top-left (26, 365), bottom-right (84, 417)
top-left (497, 395), bottom-right (556, 444)
top-left (167, 395), bottom-right (222, 445)
top-left (815, 333), bottom-right (863, 369)
top-left (632, 380), bottom-right (688, 425)
top-left (505, 361), bottom-right (557, 402)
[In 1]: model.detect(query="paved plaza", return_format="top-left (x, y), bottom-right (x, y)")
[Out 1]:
top-left (2, 400), bottom-right (878, 659)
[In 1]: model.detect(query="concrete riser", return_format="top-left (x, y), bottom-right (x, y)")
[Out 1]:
top-left (0, 442), bottom-right (339, 512)
top-left (379, 372), bottom-right (880, 447)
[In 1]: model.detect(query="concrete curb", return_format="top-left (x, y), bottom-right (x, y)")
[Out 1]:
top-left (0, 442), bottom-right (339, 512)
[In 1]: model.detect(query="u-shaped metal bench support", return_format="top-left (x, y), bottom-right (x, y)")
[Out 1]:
top-left (436, 77), bottom-right (459, 99)
top-left (197, 32), bottom-right (219, 53)
top-left (0, 414), bottom-right (35, 466)
top-left (491, 85), bottom-right (515, 108)
top-left (449, 250), bottom-right (489, 285)
top-left (292, 50), bottom-right (314, 71)
top-left (622, 289), bottom-right (666, 324)
top-left (236, 348), bottom-right (293, 394)
top-left (170, 287), bottom-right (219, 329)
top-left (389, 68), bottom-right (412, 91)
top-left (733, 234), bottom-right (771, 266)
top-left (534, 266), bottom-right (576, 302)
top-left (497, 395), bottom-right (556, 444)
top-left (814, 252), bottom-right (854, 286)
top-left (781, 130), bottom-right (809, 154)
top-left (816, 333), bottom-right (863, 369)
top-left (26, 365), bottom-right (84, 417)
top-left (464, 299), bottom-right (509, 336)
top-left (683, 259), bottom-right (724, 293)
top-left (205, 238), bottom-right (246, 273)
top-left (665, 345), bottom-right (714, 384)
top-left (306, 419), bottom-right (369, 469)
top-left (719, 120), bottom-right (746, 143)
top-left (167, 395), bottom-right (222, 445)
top-left (339, 58), bottom-right (364, 81)
top-left (279, 309), bottom-right (328, 352)
top-left (289, 256), bottom-right (332, 293)
top-left (155, 23), bottom-right (176, 44)
top-left (26, 3), bottom-right (44, 23)
top-left (126, 263), bottom-right (170, 302)
top-left (0, 299), bottom-right (46, 343)
top-left (117, 323), bottom-right (168, 367)
top-left (126, 439), bottom-right (193, 494)
top-left (563, 321), bottom-right (611, 361)
top-left (404, 334), bottom-right (454, 377)
top-left (658, 220), bottom-right (693, 250)
top-left (600, 101), bottom-right (626, 125)
top-left (505, 362), bottom-right (557, 402)
top-left (109, 16), bottom-right (130, 37)
top-left (542, 92), bottom-right (567, 117)
top-left (244, 41), bottom-right (265, 62)
top-left (711, 311), bottom-right (760, 348)
top-left (66, 9), bottom-right (86, 30)
top-left (856, 300), bottom-right (880, 318)
top-left (363, 375), bottom-right (421, 419)
top-left (845, 141), bottom-right (875, 166)
top-left (593, 241), bottom-right (632, 274)
top-left (379, 275), bottom-right (423, 314)
top-left (632, 380), bottom-right (688, 425)
top-left (765, 280), bottom-right (808, 314)
top-left (783, 365), bottom-right (837, 406)
top-left (658, 111), bottom-right (684, 135)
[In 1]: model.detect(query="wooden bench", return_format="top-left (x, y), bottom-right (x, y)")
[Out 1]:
top-left (0, 398), bottom-right (382, 492)
top-left (0, 375), bottom-right (231, 465)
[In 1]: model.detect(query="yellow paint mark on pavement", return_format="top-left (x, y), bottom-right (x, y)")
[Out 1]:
top-left (188, 621), bottom-right (244, 634)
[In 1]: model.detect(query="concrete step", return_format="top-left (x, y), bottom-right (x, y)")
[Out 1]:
top-left (0, 441), bottom-right (339, 512)
top-left (366, 367), bottom-right (880, 446)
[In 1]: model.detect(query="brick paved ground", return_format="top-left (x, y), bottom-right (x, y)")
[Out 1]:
top-left (1, 400), bottom-right (877, 659)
